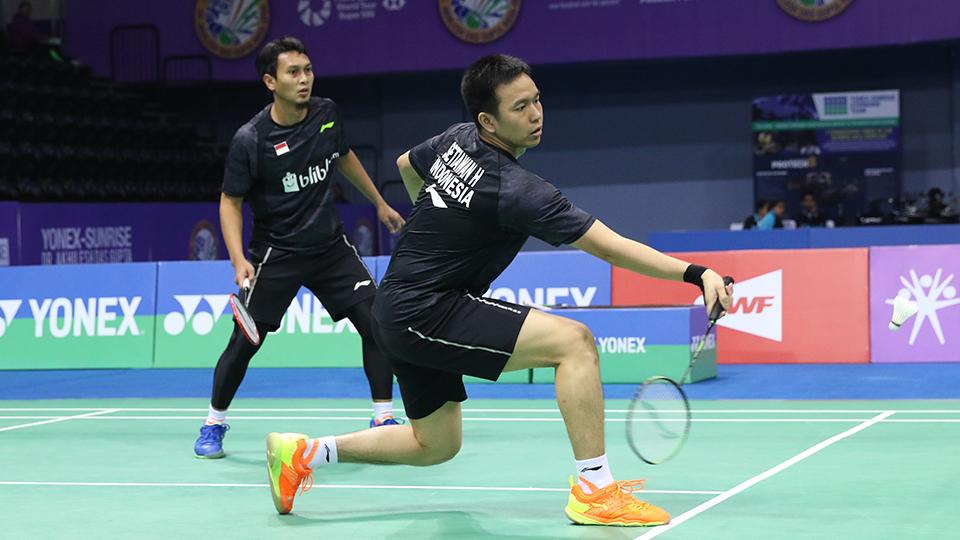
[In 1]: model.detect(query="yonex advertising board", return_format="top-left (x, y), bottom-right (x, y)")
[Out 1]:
top-left (0, 263), bottom-right (157, 369)
top-left (612, 249), bottom-right (870, 364)
top-left (532, 307), bottom-right (715, 384)
top-left (870, 245), bottom-right (960, 363)
top-left (154, 258), bottom-right (377, 368)
top-left (485, 251), bottom-right (611, 308)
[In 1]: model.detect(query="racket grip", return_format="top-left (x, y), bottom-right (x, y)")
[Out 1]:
top-left (708, 276), bottom-right (735, 321)
top-left (241, 278), bottom-right (251, 292)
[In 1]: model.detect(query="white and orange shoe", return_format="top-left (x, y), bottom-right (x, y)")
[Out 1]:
top-left (564, 476), bottom-right (670, 527)
top-left (265, 432), bottom-right (315, 514)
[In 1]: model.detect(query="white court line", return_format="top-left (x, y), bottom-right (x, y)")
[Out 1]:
top-left (634, 411), bottom-right (895, 540)
top-left (0, 409), bottom-right (120, 433)
top-left (0, 480), bottom-right (721, 496)
top-left (2, 407), bottom-right (959, 414)
top-left (1, 415), bottom-right (954, 424)
top-left (0, 415), bottom-right (885, 423)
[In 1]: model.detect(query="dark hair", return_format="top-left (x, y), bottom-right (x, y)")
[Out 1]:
top-left (256, 37), bottom-right (308, 79)
top-left (755, 199), bottom-right (769, 212)
top-left (460, 54), bottom-right (532, 126)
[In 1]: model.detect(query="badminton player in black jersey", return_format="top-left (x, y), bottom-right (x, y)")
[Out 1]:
top-left (193, 37), bottom-right (406, 459)
top-left (265, 54), bottom-right (732, 526)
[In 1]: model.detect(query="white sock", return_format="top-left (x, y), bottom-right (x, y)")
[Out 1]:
top-left (373, 401), bottom-right (393, 422)
top-left (575, 454), bottom-right (614, 493)
top-left (303, 436), bottom-right (338, 469)
top-left (205, 405), bottom-right (226, 425)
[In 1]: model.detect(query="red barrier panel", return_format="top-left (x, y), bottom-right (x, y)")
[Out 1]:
top-left (612, 248), bottom-right (870, 364)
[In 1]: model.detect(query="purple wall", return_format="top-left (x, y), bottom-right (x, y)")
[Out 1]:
top-left (66, 1), bottom-right (960, 80)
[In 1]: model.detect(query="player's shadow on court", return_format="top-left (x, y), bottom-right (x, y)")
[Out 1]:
top-left (276, 510), bottom-right (638, 539)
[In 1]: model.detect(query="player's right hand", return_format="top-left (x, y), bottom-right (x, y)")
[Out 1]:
top-left (233, 259), bottom-right (256, 287)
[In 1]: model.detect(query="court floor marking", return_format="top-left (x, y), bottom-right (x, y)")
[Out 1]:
top-left (633, 410), bottom-right (896, 540)
top-left (0, 480), bottom-right (722, 496)
top-left (0, 415), bottom-right (954, 423)
top-left (2, 407), bottom-right (958, 414)
top-left (0, 409), bottom-right (120, 433)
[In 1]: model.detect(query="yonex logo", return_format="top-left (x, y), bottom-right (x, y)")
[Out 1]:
top-left (28, 297), bottom-right (141, 338)
top-left (382, 0), bottom-right (405, 10)
top-left (163, 295), bottom-right (231, 336)
top-left (886, 269), bottom-right (959, 345)
top-left (0, 299), bottom-right (22, 338)
top-left (694, 270), bottom-right (782, 342)
top-left (487, 287), bottom-right (597, 308)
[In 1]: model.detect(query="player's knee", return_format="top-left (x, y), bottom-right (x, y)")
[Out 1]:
top-left (565, 321), bottom-right (598, 366)
top-left (418, 439), bottom-right (461, 465)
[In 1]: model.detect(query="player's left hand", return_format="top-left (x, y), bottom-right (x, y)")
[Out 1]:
top-left (377, 203), bottom-right (406, 234)
top-left (702, 270), bottom-right (733, 320)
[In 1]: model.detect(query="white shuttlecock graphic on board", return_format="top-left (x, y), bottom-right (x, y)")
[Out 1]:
top-left (888, 295), bottom-right (919, 331)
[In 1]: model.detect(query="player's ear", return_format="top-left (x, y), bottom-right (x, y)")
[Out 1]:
top-left (262, 73), bottom-right (277, 92)
top-left (477, 111), bottom-right (497, 134)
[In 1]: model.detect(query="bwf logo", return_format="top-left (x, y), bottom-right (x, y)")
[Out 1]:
top-left (693, 270), bottom-right (783, 342)
top-left (0, 299), bottom-right (22, 338)
top-left (886, 269), bottom-right (959, 345)
top-left (163, 295), bottom-right (231, 336)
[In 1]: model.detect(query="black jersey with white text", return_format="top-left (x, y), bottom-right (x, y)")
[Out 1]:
top-left (374, 123), bottom-right (595, 323)
top-left (221, 97), bottom-right (350, 252)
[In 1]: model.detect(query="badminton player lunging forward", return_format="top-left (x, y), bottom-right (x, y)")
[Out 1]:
top-left (265, 54), bottom-right (732, 526)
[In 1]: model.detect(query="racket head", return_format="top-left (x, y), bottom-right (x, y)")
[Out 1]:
top-left (230, 292), bottom-right (260, 346)
top-left (626, 376), bottom-right (691, 465)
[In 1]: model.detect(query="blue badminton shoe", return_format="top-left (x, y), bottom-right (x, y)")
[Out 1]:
top-left (194, 423), bottom-right (229, 459)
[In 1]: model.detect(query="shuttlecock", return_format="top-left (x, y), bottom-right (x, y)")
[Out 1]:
top-left (888, 296), bottom-right (919, 330)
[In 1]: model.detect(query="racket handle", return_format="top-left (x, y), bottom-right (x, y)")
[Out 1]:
top-left (708, 276), bottom-right (735, 321)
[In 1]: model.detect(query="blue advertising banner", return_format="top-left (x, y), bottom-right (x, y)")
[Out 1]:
top-left (0, 263), bottom-right (157, 369)
top-left (154, 258), bottom-right (377, 368)
top-left (752, 90), bottom-right (901, 225)
top-left (486, 251), bottom-right (611, 308)
top-left (532, 306), bottom-right (715, 384)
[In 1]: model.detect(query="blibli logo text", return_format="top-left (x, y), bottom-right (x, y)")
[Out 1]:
top-left (28, 297), bottom-right (141, 338)
top-left (487, 287), bottom-right (597, 307)
top-left (282, 152), bottom-right (341, 193)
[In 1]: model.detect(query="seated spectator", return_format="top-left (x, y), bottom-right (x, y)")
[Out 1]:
top-left (7, 2), bottom-right (47, 52)
top-left (925, 187), bottom-right (950, 217)
top-left (797, 191), bottom-right (826, 227)
top-left (771, 200), bottom-right (786, 229)
top-left (743, 199), bottom-right (776, 230)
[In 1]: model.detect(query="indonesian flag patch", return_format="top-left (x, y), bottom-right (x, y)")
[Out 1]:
top-left (274, 141), bottom-right (290, 156)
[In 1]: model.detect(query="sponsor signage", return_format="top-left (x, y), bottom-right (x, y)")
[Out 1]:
top-left (870, 245), bottom-right (960, 363)
top-left (612, 248), bottom-right (870, 363)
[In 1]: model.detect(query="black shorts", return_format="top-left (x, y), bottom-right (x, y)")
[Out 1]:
top-left (245, 236), bottom-right (376, 331)
top-left (372, 291), bottom-right (531, 419)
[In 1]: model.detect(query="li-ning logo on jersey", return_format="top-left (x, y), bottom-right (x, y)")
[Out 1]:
top-left (426, 142), bottom-right (484, 209)
top-left (282, 152), bottom-right (341, 193)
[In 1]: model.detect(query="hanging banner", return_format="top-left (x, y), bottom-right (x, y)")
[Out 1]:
top-left (752, 90), bottom-right (901, 225)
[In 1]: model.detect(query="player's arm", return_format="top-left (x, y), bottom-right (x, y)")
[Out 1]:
top-left (219, 193), bottom-right (255, 286)
top-left (396, 151), bottom-right (424, 204)
top-left (337, 149), bottom-right (405, 233)
top-left (572, 220), bottom-right (732, 314)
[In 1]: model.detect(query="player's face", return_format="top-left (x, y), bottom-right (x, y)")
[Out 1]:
top-left (267, 51), bottom-right (314, 106)
top-left (491, 74), bottom-right (543, 152)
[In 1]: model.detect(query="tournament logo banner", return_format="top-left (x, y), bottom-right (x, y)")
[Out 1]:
top-left (777, 0), bottom-right (855, 22)
top-left (195, 0), bottom-right (271, 59)
top-left (439, 0), bottom-right (521, 44)
top-left (870, 245), bottom-right (960, 363)
top-left (612, 248), bottom-right (870, 364)
top-left (752, 90), bottom-right (900, 226)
